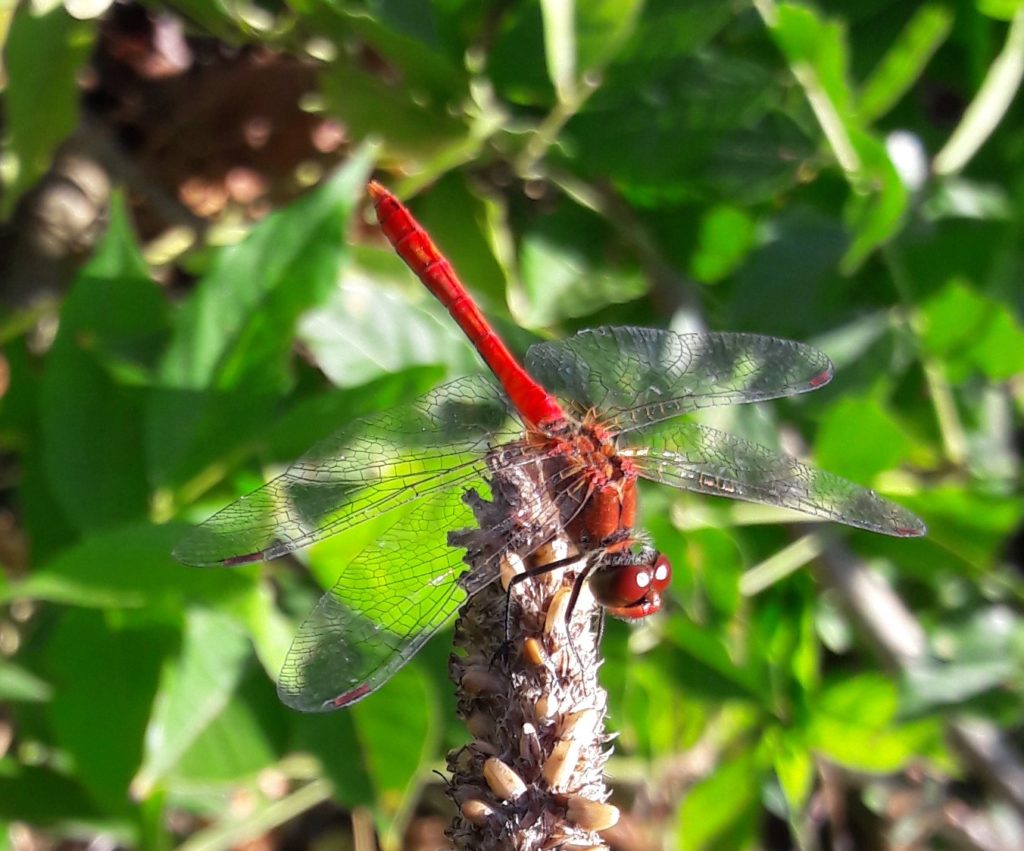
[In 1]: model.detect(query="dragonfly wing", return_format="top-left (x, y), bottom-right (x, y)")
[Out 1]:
top-left (526, 327), bottom-right (833, 432)
top-left (174, 375), bottom-right (522, 566)
top-left (277, 485), bottom-right (492, 711)
top-left (620, 420), bottom-right (925, 537)
top-left (277, 442), bottom-right (601, 710)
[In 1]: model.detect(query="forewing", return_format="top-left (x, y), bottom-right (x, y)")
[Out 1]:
top-left (277, 485), bottom-right (488, 711)
top-left (620, 420), bottom-right (926, 537)
top-left (277, 440), bottom-right (602, 710)
top-left (525, 327), bottom-right (833, 432)
top-left (174, 375), bottom-right (521, 566)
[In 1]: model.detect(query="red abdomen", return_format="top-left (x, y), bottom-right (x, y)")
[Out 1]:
top-left (368, 182), bottom-right (566, 431)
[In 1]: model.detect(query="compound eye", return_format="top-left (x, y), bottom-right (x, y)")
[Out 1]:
top-left (651, 553), bottom-right (672, 593)
top-left (590, 564), bottom-right (654, 609)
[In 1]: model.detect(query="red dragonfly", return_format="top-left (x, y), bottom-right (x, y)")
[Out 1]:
top-left (175, 181), bottom-right (925, 711)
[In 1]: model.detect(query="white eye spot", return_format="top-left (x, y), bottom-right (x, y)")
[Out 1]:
top-left (635, 571), bottom-right (651, 589)
top-left (655, 564), bottom-right (669, 582)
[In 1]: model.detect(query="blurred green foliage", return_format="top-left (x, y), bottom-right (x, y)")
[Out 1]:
top-left (1, 1), bottom-right (1023, 849)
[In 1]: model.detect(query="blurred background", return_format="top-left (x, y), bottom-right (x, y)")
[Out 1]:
top-left (1, 1), bottom-right (1022, 849)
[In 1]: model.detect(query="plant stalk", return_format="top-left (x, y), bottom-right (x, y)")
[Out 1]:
top-left (445, 455), bottom-right (619, 849)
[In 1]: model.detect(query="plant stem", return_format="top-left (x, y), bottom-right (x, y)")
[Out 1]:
top-left (445, 458), bottom-right (619, 849)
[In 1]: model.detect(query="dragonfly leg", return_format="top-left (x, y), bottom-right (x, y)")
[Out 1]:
top-left (503, 551), bottom-right (589, 643)
top-left (562, 559), bottom-right (598, 671)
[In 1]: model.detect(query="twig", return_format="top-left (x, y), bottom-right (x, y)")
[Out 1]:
top-left (933, 9), bottom-right (1024, 176)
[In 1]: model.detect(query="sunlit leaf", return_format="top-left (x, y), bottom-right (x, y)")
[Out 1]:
top-left (45, 610), bottom-right (176, 813)
top-left (841, 130), bottom-right (908, 272)
top-left (815, 394), bottom-right (914, 481)
top-left (678, 751), bottom-right (761, 851)
top-left (39, 196), bottom-right (167, 532)
top-left (134, 608), bottom-right (252, 796)
top-left (148, 150), bottom-right (373, 487)
top-left (857, 5), bottom-right (953, 122)
top-left (8, 522), bottom-right (251, 610)
top-left (0, 660), bottom-right (53, 703)
top-left (808, 674), bottom-right (944, 772)
top-left (919, 279), bottom-right (1024, 381)
top-left (173, 670), bottom-right (285, 783)
top-left (353, 662), bottom-right (438, 845)
top-left (690, 205), bottom-right (756, 284)
top-left (772, 731), bottom-right (814, 815)
top-left (1, 4), bottom-right (94, 216)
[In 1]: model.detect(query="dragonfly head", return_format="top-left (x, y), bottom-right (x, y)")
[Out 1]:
top-left (589, 548), bottom-right (672, 620)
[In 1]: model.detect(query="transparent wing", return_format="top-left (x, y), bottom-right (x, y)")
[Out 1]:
top-left (620, 420), bottom-right (926, 537)
top-left (525, 327), bottom-right (833, 433)
top-left (173, 376), bottom-right (522, 566)
top-left (277, 486), bottom-right (484, 711)
top-left (277, 454), bottom-right (591, 711)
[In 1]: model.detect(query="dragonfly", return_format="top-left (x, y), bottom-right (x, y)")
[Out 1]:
top-left (174, 181), bottom-right (925, 712)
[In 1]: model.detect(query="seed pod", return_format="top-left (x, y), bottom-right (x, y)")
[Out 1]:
top-left (470, 738), bottom-right (498, 756)
top-left (566, 796), bottom-right (620, 832)
top-left (520, 722), bottom-right (542, 762)
top-left (523, 636), bottom-right (545, 666)
top-left (460, 799), bottom-right (497, 827)
top-left (483, 757), bottom-right (527, 801)
top-left (544, 586), bottom-right (573, 635)
top-left (466, 711), bottom-right (494, 739)
top-left (558, 708), bottom-right (599, 742)
top-left (542, 738), bottom-right (581, 790)
top-left (500, 552), bottom-right (526, 591)
top-left (533, 539), bottom-right (570, 566)
top-left (535, 694), bottom-right (556, 721)
top-left (462, 666), bottom-right (503, 695)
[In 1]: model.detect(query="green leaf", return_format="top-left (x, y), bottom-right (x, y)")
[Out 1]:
top-left (0, 660), bottom-right (53, 703)
top-left (772, 733), bottom-right (814, 814)
top-left (808, 674), bottom-right (943, 772)
top-left (173, 670), bottom-right (285, 783)
top-left (857, 4), bottom-right (953, 122)
top-left (133, 608), bottom-right (253, 796)
top-left (919, 279), bottom-right (1024, 381)
top-left (565, 52), bottom-right (811, 204)
top-left (518, 199), bottom-right (647, 327)
top-left (690, 205), bottom-right (756, 284)
top-left (1, 5), bottom-right (95, 216)
top-left (148, 150), bottom-right (373, 486)
top-left (773, 4), bottom-right (853, 120)
top-left (626, 657), bottom-right (712, 759)
top-left (292, 712), bottom-right (374, 811)
top-left (8, 522), bottom-right (252, 611)
top-left (574, 0), bottom-right (644, 75)
top-left (661, 617), bottom-right (767, 703)
top-left (840, 130), bottom-right (908, 272)
top-left (158, 153), bottom-right (372, 394)
top-left (352, 662), bottom-right (438, 846)
top-left (45, 610), bottom-right (177, 813)
top-left (39, 196), bottom-right (167, 532)
top-left (0, 762), bottom-right (106, 828)
top-left (978, 0), bottom-right (1024, 21)
top-left (320, 56), bottom-right (470, 161)
top-left (297, 274), bottom-right (478, 388)
top-left (678, 751), bottom-right (761, 851)
top-left (815, 394), bottom-right (914, 481)
top-left (341, 1), bottom-right (469, 101)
